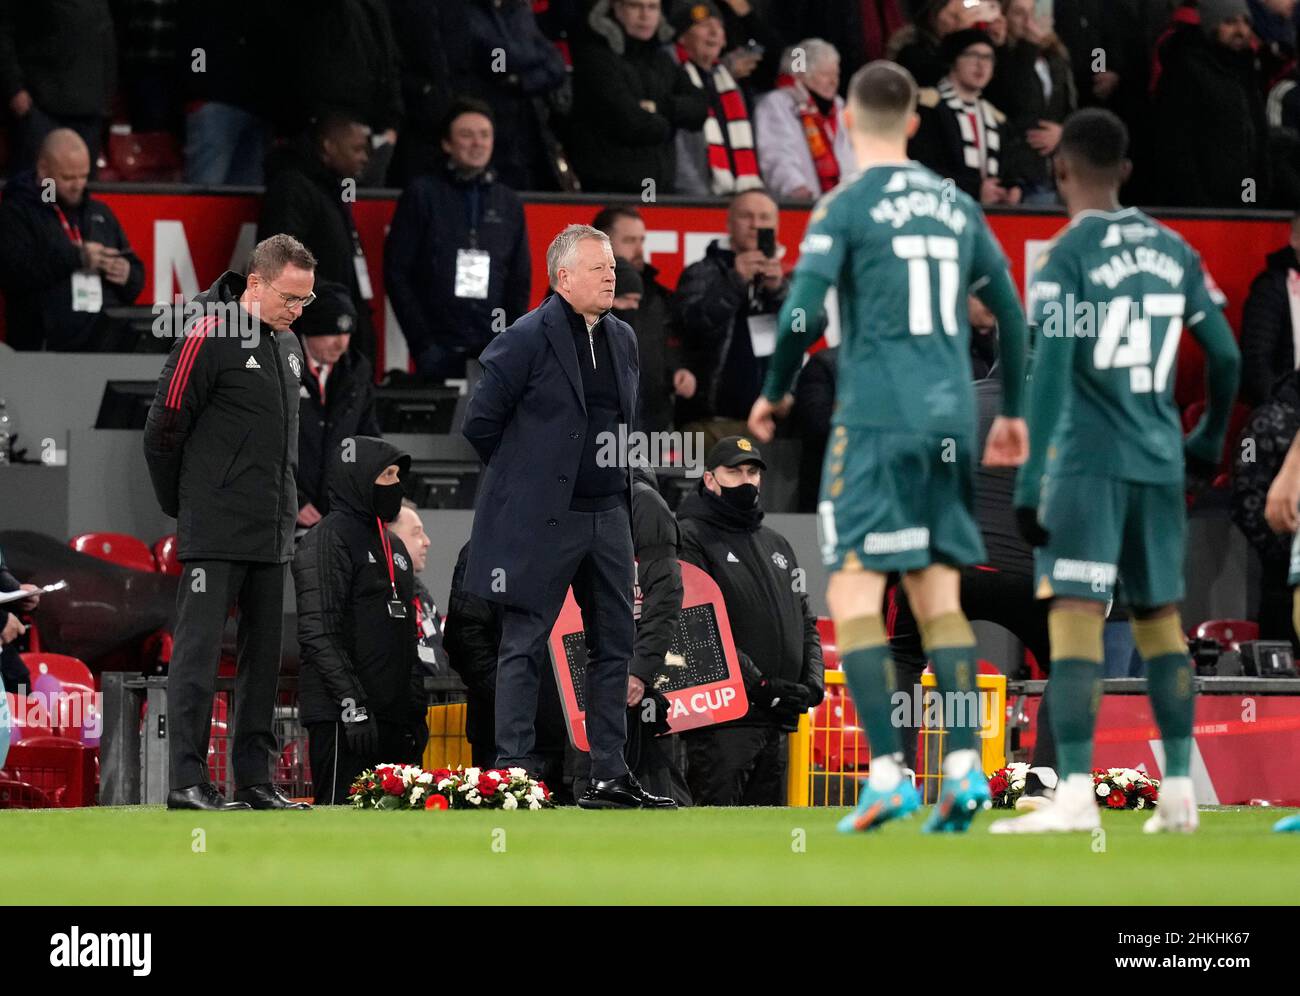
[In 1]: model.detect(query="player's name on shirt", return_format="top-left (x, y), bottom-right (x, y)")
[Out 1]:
top-left (866, 173), bottom-right (972, 236)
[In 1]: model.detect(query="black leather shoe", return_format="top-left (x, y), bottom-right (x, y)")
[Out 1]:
top-left (167, 783), bottom-right (252, 811)
top-left (578, 773), bottom-right (678, 810)
top-left (234, 784), bottom-right (312, 810)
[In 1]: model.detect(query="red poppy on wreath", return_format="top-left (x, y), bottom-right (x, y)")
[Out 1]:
top-left (477, 774), bottom-right (499, 796)
top-left (989, 774), bottom-right (1009, 797)
top-left (425, 794), bottom-right (449, 810)
top-left (432, 768), bottom-right (451, 783)
top-left (1107, 789), bottom-right (1126, 808)
top-left (381, 772), bottom-right (403, 794)
top-left (1140, 783), bottom-right (1157, 798)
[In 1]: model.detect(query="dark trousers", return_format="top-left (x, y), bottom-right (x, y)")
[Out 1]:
top-left (495, 503), bottom-right (634, 781)
top-left (307, 719), bottom-right (427, 805)
top-left (891, 566), bottom-right (1056, 771)
top-left (684, 724), bottom-right (786, 805)
top-left (167, 560), bottom-right (285, 791)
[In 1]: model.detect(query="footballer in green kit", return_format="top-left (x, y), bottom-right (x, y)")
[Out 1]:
top-left (748, 61), bottom-right (1031, 835)
top-left (991, 109), bottom-right (1241, 835)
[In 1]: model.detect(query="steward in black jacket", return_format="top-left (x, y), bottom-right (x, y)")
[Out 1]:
top-left (144, 270), bottom-right (303, 564)
top-left (294, 281), bottom-right (381, 519)
top-left (676, 443), bottom-right (824, 805)
top-left (293, 436), bottom-right (426, 803)
top-left (0, 168), bottom-right (144, 350)
top-left (676, 483), bottom-right (824, 720)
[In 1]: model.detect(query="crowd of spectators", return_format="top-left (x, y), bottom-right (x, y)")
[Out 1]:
top-left (0, 1), bottom-right (1297, 209)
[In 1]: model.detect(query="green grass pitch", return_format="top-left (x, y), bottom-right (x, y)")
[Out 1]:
top-left (3, 805), bottom-right (1296, 905)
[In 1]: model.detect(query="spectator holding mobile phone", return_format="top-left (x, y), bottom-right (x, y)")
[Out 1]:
top-left (670, 189), bottom-right (789, 450)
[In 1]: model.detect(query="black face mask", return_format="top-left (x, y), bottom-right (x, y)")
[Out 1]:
top-left (718, 482), bottom-right (759, 511)
top-left (373, 481), bottom-right (404, 522)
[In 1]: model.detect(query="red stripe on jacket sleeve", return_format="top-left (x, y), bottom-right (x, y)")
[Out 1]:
top-left (165, 316), bottom-right (219, 410)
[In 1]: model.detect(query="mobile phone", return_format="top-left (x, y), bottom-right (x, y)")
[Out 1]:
top-left (757, 227), bottom-right (776, 258)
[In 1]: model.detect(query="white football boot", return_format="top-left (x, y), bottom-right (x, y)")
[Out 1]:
top-left (990, 773), bottom-right (1101, 833)
top-left (1142, 776), bottom-right (1198, 834)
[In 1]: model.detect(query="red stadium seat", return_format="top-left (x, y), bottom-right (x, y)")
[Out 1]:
top-left (1, 738), bottom-right (97, 806)
top-left (1193, 619), bottom-right (1259, 651)
top-left (152, 534), bottom-right (182, 576)
top-left (20, 653), bottom-right (98, 746)
top-left (816, 616), bottom-right (838, 670)
top-left (0, 778), bottom-right (54, 809)
top-left (69, 532), bottom-right (157, 572)
top-left (104, 129), bottom-right (183, 183)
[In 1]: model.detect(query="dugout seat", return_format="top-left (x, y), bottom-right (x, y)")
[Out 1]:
top-left (1193, 619), bottom-right (1259, 651)
top-left (816, 616), bottom-right (838, 670)
top-left (20, 653), bottom-right (98, 747)
top-left (103, 129), bottom-right (183, 183)
top-left (152, 534), bottom-right (182, 576)
top-left (70, 532), bottom-right (156, 572)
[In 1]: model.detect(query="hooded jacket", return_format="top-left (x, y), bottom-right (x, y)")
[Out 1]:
top-left (1241, 244), bottom-right (1300, 407)
top-left (293, 436), bottom-right (422, 725)
top-left (676, 484), bottom-right (824, 726)
top-left (143, 271), bottom-right (304, 563)
top-left (0, 170), bottom-right (145, 351)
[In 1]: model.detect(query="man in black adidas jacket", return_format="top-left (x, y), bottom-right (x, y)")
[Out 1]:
top-left (143, 234), bottom-right (314, 812)
top-left (294, 435), bottom-right (426, 805)
top-left (677, 435), bottom-right (824, 805)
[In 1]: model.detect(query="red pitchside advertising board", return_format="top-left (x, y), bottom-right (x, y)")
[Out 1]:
top-left (548, 560), bottom-right (748, 753)
top-left (74, 190), bottom-right (1289, 406)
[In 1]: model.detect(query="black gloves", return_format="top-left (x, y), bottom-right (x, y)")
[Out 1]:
top-left (1015, 506), bottom-right (1050, 547)
top-left (753, 677), bottom-right (814, 731)
top-left (343, 709), bottom-right (380, 757)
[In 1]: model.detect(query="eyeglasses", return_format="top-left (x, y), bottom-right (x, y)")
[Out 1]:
top-left (263, 279), bottom-right (315, 310)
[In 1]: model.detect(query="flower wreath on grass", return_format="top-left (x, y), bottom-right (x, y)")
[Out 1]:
top-left (349, 764), bottom-right (553, 810)
top-left (987, 764), bottom-right (1159, 810)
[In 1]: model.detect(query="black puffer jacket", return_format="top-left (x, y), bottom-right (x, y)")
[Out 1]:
top-left (143, 271), bottom-right (303, 563)
top-left (631, 467), bottom-right (683, 685)
top-left (1240, 245), bottom-right (1300, 407)
top-left (1233, 370), bottom-right (1300, 567)
top-left (676, 485), bottom-right (823, 727)
top-left (293, 436), bottom-right (422, 725)
top-left (565, 0), bottom-right (708, 193)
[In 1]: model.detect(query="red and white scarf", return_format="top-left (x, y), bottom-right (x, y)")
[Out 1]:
top-left (673, 45), bottom-right (763, 195)
top-left (784, 80), bottom-right (843, 193)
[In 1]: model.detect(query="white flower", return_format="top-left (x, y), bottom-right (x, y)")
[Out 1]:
top-left (402, 767), bottom-right (420, 787)
top-left (503, 794), bottom-right (518, 810)
top-left (1096, 783), bottom-right (1110, 797)
top-left (417, 771), bottom-right (433, 785)
top-left (1136, 798), bottom-right (1145, 809)
top-left (437, 778), bottom-right (453, 790)
top-left (508, 766), bottom-right (527, 780)
top-left (410, 786), bottom-right (424, 803)
top-left (530, 784), bottom-right (546, 801)
top-left (488, 770), bottom-right (503, 781)
top-left (528, 799), bottom-right (541, 810)
top-left (467, 790), bottom-right (481, 805)
top-left (464, 767), bottom-right (481, 782)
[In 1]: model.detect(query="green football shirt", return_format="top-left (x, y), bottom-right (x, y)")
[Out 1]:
top-left (1020, 207), bottom-right (1220, 490)
top-left (790, 162), bottom-right (1009, 437)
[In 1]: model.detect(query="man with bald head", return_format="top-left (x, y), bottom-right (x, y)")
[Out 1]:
top-left (670, 187), bottom-right (788, 450)
top-left (0, 129), bottom-right (143, 350)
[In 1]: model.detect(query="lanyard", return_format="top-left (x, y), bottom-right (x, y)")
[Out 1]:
top-left (376, 517), bottom-right (398, 601)
top-left (52, 205), bottom-right (82, 246)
